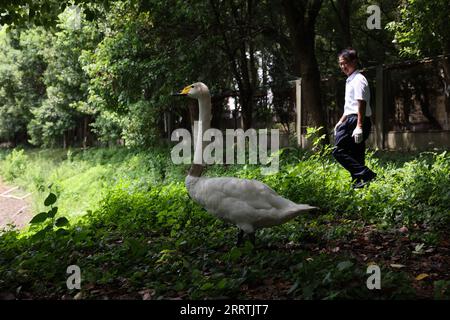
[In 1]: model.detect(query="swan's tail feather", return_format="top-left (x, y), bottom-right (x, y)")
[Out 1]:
top-left (282, 204), bottom-right (317, 220)
top-left (294, 204), bottom-right (317, 212)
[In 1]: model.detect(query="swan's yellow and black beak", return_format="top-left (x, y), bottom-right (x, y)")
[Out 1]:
top-left (171, 85), bottom-right (192, 96)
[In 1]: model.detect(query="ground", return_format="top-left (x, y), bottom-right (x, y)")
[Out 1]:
top-left (0, 177), bottom-right (32, 230)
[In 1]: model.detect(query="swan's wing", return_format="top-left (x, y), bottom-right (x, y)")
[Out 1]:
top-left (188, 177), bottom-right (304, 230)
top-left (191, 177), bottom-right (290, 209)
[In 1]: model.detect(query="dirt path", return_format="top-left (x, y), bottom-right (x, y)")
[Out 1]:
top-left (0, 177), bottom-right (33, 230)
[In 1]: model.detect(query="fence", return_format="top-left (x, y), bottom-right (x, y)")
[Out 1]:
top-left (164, 56), bottom-right (450, 151)
top-left (316, 55), bottom-right (450, 150)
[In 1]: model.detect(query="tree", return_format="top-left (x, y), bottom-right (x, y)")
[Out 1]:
top-left (27, 7), bottom-right (102, 147)
top-left (387, 0), bottom-right (450, 126)
top-left (329, 0), bottom-right (352, 49)
top-left (0, 28), bottom-right (30, 144)
top-left (208, 0), bottom-right (265, 130)
top-left (281, 0), bottom-right (328, 136)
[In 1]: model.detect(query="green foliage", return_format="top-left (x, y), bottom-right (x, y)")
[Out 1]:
top-left (0, 28), bottom-right (32, 142)
top-left (29, 192), bottom-right (70, 240)
top-left (27, 7), bottom-right (102, 147)
top-left (386, 0), bottom-right (450, 57)
top-left (0, 149), bottom-right (28, 180)
top-left (0, 147), bottom-right (448, 299)
top-left (434, 280), bottom-right (450, 300)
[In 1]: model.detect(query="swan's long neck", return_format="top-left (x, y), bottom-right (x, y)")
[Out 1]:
top-left (190, 94), bottom-right (211, 177)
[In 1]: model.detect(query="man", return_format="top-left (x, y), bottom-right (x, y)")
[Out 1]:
top-left (333, 48), bottom-right (376, 189)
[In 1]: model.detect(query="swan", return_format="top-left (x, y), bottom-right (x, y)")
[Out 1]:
top-left (176, 82), bottom-right (317, 245)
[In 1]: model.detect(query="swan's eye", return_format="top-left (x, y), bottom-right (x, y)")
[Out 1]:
top-left (191, 85), bottom-right (195, 88)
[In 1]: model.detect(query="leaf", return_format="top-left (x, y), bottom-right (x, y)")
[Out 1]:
top-left (229, 247), bottom-right (242, 261)
top-left (413, 243), bottom-right (425, 254)
top-left (217, 278), bottom-right (227, 290)
top-left (48, 206), bottom-right (58, 218)
top-left (287, 279), bottom-right (300, 294)
top-left (44, 193), bottom-right (57, 206)
top-left (55, 217), bottom-right (69, 227)
top-left (200, 282), bottom-right (214, 291)
top-left (30, 212), bottom-right (50, 224)
top-left (415, 273), bottom-right (429, 281)
top-left (337, 261), bottom-right (353, 271)
top-left (390, 264), bottom-right (406, 269)
top-left (56, 228), bottom-right (69, 236)
top-left (32, 225), bottom-right (53, 239)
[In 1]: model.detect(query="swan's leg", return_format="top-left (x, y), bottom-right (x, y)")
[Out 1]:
top-left (236, 229), bottom-right (244, 246)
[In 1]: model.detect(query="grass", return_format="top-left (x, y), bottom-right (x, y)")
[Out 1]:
top-left (0, 145), bottom-right (449, 299)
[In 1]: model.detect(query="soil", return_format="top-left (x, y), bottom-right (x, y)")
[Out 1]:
top-left (0, 177), bottom-right (32, 230)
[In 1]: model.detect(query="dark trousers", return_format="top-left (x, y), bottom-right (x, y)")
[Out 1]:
top-left (332, 114), bottom-right (375, 181)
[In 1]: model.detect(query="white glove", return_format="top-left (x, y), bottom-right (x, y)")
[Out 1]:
top-left (334, 121), bottom-right (343, 136)
top-left (352, 127), bottom-right (363, 144)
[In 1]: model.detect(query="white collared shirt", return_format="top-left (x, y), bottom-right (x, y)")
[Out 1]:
top-left (344, 70), bottom-right (372, 117)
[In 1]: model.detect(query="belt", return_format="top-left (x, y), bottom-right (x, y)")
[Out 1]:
top-left (348, 114), bottom-right (370, 118)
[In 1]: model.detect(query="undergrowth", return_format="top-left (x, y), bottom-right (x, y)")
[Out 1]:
top-left (0, 144), bottom-right (449, 299)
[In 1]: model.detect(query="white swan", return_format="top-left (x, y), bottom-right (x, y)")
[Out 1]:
top-left (176, 82), bottom-right (317, 245)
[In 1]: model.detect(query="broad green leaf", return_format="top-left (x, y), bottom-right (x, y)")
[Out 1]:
top-left (32, 225), bottom-right (53, 239)
top-left (55, 217), bottom-right (69, 227)
top-left (48, 206), bottom-right (58, 218)
top-left (30, 212), bottom-right (50, 224)
top-left (44, 193), bottom-right (57, 206)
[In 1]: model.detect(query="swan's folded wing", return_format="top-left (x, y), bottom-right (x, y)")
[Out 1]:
top-left (190, 177), bottom-right (298, 222)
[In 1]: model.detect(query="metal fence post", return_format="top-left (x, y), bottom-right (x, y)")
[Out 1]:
top-left (295, 78), bottom-right (302, 148)
top-left (375, 65), bottom-right (385, 150)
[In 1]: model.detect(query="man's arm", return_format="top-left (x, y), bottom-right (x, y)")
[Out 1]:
top-left (338, 114), bottom-right (347, 124)
top-left (334, 114), bottom-right (347, 135)
top-left (356, 99), bottom-right (366, 128)
top-left (352, 99), bottom-right (366, 143)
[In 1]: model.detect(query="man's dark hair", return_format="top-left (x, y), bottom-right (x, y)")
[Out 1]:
top-left (338, 48), bottom-right (358, 62)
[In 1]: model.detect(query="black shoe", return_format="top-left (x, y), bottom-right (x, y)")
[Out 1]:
top-left (351, 177), bottom-right (361, 189)
top-left (353, 172), bottom-right (377, 189)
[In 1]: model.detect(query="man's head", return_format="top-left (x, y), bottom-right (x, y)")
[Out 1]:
top-left (338, 48), bottom-right (358, 76)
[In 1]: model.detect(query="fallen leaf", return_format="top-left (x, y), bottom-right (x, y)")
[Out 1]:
top-left (139, 289), bottom-right (155, 300)
top-left (390, 264), bottom-right (406, 269)
top-left (398, 226), bottom-right (408, 233)
top-left (415, 273), bottom-right (429, 281)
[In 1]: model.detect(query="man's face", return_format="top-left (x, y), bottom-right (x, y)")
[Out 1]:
top-left (339, 57), bottom-right (357, 76)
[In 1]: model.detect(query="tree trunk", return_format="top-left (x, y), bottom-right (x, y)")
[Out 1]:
top-left (299, 41), bottom-right (328, 134)
top-left (330, 0), bottom-right (352, 49)
top-left (63, 131), bottom-right (67, 149)
top-left (240, 91), bottom-right (254, 130)
top-left (282, 0), bottom-right (328, 139)
top-left (209, 0), bottom-right (259, 131)
top-left (83, 116), bottom-right (88, 149)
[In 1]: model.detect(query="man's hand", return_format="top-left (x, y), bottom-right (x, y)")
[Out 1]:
top-left (352, 127), bottom-right (363, 144)
top-left (334, 121), bottom-right (343, 136)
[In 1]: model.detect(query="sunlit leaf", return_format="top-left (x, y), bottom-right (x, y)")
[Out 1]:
top-left (415, 273), bottom-right (429, 281)
top-left (44, 193), bottom-right (57, 206)
top-left (30, 212), bottom-right (49, 224)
